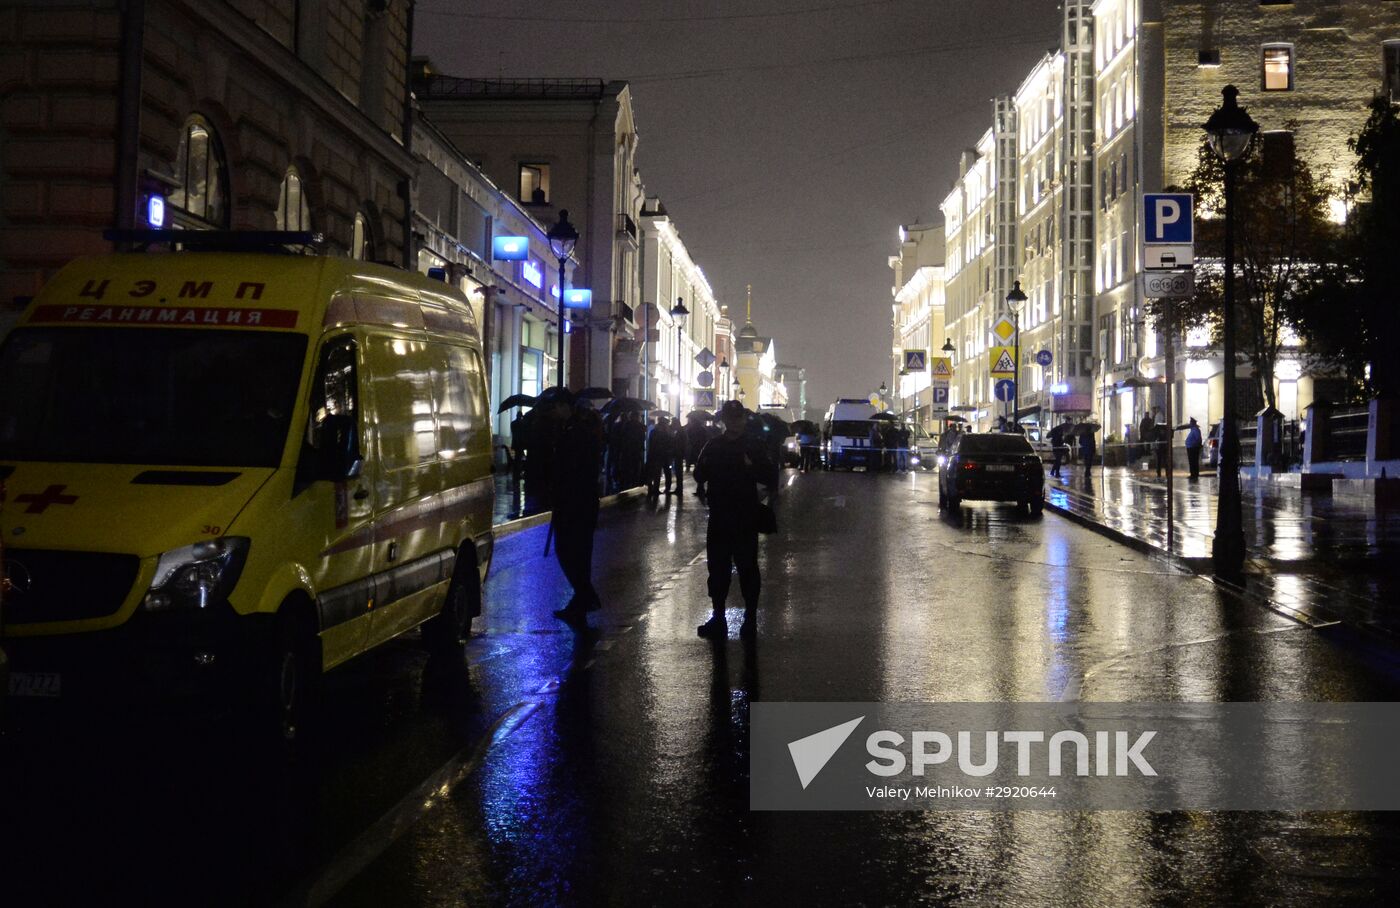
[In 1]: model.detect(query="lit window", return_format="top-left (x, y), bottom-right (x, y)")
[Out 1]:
top-left (519, 163), bottom-right (550, 204)
top-left (1263, 44), bottom-right (1293, 91)
top-left (277, 168), bottom-right (312, 232)
top-left (169, 116), bottom-right (228, 227)
top-left (352, 212), bottom-right (373, 260)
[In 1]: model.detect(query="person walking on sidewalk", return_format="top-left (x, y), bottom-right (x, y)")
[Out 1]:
top-left (1048, 418), bottom-right (1071, 477)
top-left (1179, 417), bottom-right (1203, 480)
top-left (646, 416), bottom-right (678, 497)
top-left (694, 400), bottom-right (774, 641)
top-left (1139, 411), bottom-right (1156, 469)
top-left (1079, 425), bottom-right (1097, 478)
top-left (544, 389), bottom-right (604, 630)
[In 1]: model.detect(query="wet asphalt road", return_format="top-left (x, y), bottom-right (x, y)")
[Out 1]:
top-left (5, 468), bottom-right (1400, 907)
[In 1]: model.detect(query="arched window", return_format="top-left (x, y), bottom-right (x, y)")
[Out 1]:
top-left (352, 211), bottom-right (375, 260)
top-left (277, 168), bottom-right (312, 232)
top-left (169, 116), bottom-right (228, 227)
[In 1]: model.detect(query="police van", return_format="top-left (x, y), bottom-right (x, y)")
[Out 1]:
top-left (822, 399), bottom-right (880, 470)
top-left (0, 235), bottom-right (494, 736)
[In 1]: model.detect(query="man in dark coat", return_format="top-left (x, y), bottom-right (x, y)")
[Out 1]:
top-left (646, 416), bottom-right (678, 497)
top-left (546, 391), bottom-right (604, 629)
top-left (619, 410), bottom-right (646, 489)
top-left (694, 400), bottom-right (774, 640)
top-left (1079, 425), bottom-right (1097, 478)
top-left (1047, 418), bottom-right (1070, 477)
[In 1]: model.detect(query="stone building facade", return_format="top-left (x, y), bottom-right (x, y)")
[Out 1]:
top-left (888, 221), bottom-right (946, 430)
top-left (638, 196), bottom-right (720, 417)
top-left (928, 0), bottom-right (1400, 437)
top-left (1096, 0), bottom-right (1400, 436)
top-left (413, 68), bottom-right (644, 396)
top-left (411, 110), bottom-right (576, 447)
top-left (1, 0), bottom-right (415, 313)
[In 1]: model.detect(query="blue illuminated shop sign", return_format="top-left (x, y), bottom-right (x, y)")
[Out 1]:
top-left (492, 236), bottom-right (528, 261)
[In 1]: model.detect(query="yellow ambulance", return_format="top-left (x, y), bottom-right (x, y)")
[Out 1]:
top-left (0, 246), bottom-right (494, 736)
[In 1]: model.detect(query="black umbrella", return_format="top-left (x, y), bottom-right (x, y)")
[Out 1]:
top-left (577, 386), bottom-right (614, 400)
top-left (943, 415), bottom-right (968, 424)
top-left (870, 412), bottom-right (900, 422)
top-left (754, 412), bottom-right (791, 437)
top-left (1072, 422), bottom-right (1101, 437)
top-left (685, 410), bottom-right (714, 423)
top-left (535, 386), bottom-right (576, 407)
top-left (790, 419), bottom-right (819, 435)
top-left (497, 393), bottom-right (536, 413)
top-left (601, 396), bottom-right (652, 415)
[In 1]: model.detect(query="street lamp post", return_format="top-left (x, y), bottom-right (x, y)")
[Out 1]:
top-left (1204, 85), bottom-right (1258, 575)
top-left (670, 297), bottom-right (689, 417)
top-left (1006, 281), bottom-right (1027, 430)
top-left (941, 337), bottom-right (956, 435)
top-left (546, 210), bottom-right (579, 389)
top-left (719, 357), bottom-right (730, 405)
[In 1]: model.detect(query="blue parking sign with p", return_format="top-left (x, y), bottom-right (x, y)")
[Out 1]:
top-left (1144, 193), bottom-right (1193, 244)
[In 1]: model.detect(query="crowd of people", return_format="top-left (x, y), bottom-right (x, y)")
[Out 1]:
top-left (865, 421), bottom-right (916, 472)
top-left (503, 393), bottom-right (780, 639)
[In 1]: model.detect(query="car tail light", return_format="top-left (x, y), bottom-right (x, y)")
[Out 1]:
top-left (961, 460), bottom-right (978, 470)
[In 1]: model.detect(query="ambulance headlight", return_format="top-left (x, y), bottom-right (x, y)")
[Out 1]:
top-left (143, 537), bottom-right (250, 611)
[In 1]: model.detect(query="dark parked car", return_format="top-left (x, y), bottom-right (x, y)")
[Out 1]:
top-left (938, 432), bottom-right (1045, 515)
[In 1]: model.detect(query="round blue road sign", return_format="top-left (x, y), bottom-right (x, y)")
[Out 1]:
top-left (1036, 349), bottom-right (1053, 367)
top-left (994, 379), bottom-right (1016, 402)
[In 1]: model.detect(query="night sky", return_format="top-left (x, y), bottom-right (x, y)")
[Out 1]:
top-left (413, 0), bottom-right (1063, 411)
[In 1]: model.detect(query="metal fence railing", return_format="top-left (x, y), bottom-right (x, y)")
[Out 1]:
top-left (1328, 406), bottom-right (1370, 462)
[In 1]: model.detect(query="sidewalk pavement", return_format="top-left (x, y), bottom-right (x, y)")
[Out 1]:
top-left (1043, 465), bottom-right (1400, 641)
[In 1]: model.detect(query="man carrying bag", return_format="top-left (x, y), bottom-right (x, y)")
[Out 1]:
top-left (694, 400), bottom-right (776, 640)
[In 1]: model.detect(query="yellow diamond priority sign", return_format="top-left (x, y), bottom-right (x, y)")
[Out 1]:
top-left (989, 345), bottom-right (1016, 378)
top-left (991, 316), bottom-right (1016, 344)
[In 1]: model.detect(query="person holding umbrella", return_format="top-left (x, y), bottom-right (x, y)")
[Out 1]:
top-left (540, 388), bottom-right (604, 630)
top-left (1079, 423), bottom-right (1098, 478)
top-left (695, 400), bottom-right (775, 640)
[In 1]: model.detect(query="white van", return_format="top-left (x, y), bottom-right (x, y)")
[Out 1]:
top-left (822, 399), bottom-right (880, 470)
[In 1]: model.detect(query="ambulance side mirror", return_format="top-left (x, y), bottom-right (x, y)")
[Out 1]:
top-left (320, 413), bottom-right (363, 481)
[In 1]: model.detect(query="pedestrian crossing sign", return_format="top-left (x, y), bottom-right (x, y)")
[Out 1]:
top-left (931, 357), bottom-right (953, 379)
top-left (694, 389), bottom-right (715, 409)
top-left (992, 316), bottom-right (1016, 344)
top-left (903, 349), bottom-right (927, 371)
top-left (989, 345), bottom-right (1016, 378)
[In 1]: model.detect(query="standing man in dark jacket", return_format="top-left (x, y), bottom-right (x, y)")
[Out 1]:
top-left (646, 416), bottom-right (676, 497)
top-left (1079, 425), bottom-right (1097, 478)
top-left (694, 400), bottom-right (774, 640)
top-left (545, 390), bottom-right (604, 629)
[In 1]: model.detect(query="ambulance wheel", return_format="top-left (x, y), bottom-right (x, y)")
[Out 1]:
top-left (260, 604), bottom-right (319, 744)
top-left (425, 546), bottom-right (481, 658)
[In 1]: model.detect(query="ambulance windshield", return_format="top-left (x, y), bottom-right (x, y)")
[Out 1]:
top-left (0, 327), bottom-right (308, 467)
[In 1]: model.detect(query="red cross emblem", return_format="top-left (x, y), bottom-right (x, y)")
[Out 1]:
top-left (14, 484), bottom-right (79, 514)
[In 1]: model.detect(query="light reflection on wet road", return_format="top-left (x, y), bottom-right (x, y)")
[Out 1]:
top-left (4, 469), bottom-right (1399, 906)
